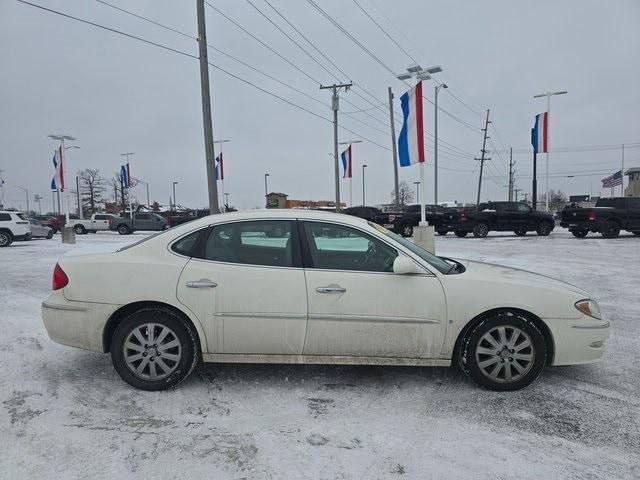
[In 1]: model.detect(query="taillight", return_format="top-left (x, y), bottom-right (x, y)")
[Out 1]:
top-left (588, 211), bottom-right (597, 221)
top-left (388, 214), bottom-right (396, 222)
top-left (52, 263), bottom-right (69, 290)
top-left (460, 212), bottom-right (468, 222)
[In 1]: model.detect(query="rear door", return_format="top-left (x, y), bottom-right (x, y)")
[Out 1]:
top-left (625, 198), bottom-right (640, 230)
top-left (93, 214), bottom-right (111, 231)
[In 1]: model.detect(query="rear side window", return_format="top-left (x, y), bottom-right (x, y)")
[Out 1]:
top-left (201, 221), bottom-right (295, 268)
top-left (627, 198), bottom-right (640, 209)
top-left (0, 213), bottom-right (11, 221)
top-left (94, 215), bottom-right (107, 220)
top-left (171, 230), bottom-right (203, 257)
top-left (136, 214), bottom-right (150, 220)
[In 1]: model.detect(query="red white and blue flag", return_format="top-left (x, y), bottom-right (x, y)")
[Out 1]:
top-left (120, 164), bottom-right (131, 188)
top-left (602, 170), bottom-right (622, 188)
top-left (532, 112), bottom-right (548, 154)
top-left (341, 145), bottom-right (352, 178)
top-left (214, 153), bottom-right (224, 180)
top-left (50, 147), bottom-right (64, 191)
top-left (398, 81), bottom-right (425, 167)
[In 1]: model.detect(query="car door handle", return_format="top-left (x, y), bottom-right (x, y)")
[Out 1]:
top-left (186, 279), bottom-right (217, 288)
top-left (316, 285), bottom-right (346, 294)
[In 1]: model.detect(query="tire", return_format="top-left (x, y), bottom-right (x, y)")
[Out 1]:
top-left (536, 221), bottom-right (553, 237)
top-left (458, 311), bottom-right (547, 391)
top-left (454, 230), bottom-right (468, 238)
top-left (514, 230), bottom-right (527, 237)
top-left (0, 231), bottom-right (13, 247)
top-left (601, 220), bottom-right (620, 239)
top-left (436, 229), bottom-right (448, 236)
top-left (633, 232), bottom-right (640, 236)
top-left (46, 231), bottom-right (53, 239)
top-left (401, 224), bottom-right (414, 238)
top-left (472, 222), bottom-right (489, 238)
top-left (50, 229), bottom-right (57, 235)
top-left (117, 224), bottom-right (131, 235)
top-left (111, 307), bottom-right (200, 391)
top-left (73, 225), bottom-right (86, 235)
top-left (571, 229), bottom-right (588, 238)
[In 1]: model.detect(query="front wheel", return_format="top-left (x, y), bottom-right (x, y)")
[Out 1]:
top-left (458, 312), bottom-right (547, 391)
top-left (117, 224), bottom-right (131, 235)
top-left (572, 229), bottom-right (588, 238)
top-left (401, 224), bottom-right (414, 237)
top-left (46, 230), bottom-right (53, 239)
top-left (436, 229), bottom-right (448, 236)
top-left (73, 225), bottom-right (86, 235)
top-left (454, 230), bottom-right (468, 238)
top-left (472, 223), bottom-right (489, 238)
top-left (0, 231), bottom-right (13, 247)
top-left (514, 230), bottom-right (527, 237)
top-left (536, 221), bottom-right (553, 236)
top-left (111, 307), bottom-right (200, 391)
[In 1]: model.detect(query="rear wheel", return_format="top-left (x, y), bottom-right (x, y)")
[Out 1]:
top-left (111, 307), bottom-right (200, 391)
top-left (472, 222), bottom-right (489, 238)
top-left (46, 230), bottom-right (53, 239)
top-left (454, 230), bottom-right (468, 238)
top-left (117, 224), bottom-right (131, 235)
top-left (514, 230), bottom-right (527, 236)
top-left (536, 221), bottom-right (553, 236)
top-left (436, 229), bottom-right (448, 236)
top-left (458, 312), bottom-right (547, 391)
top-left (0, 231), bottom-right (13, 247)
top-left (73, 225), bottom-right (86, 235)
top-left (401, 224), bottom-right (414, 237)
top-left (571, 229), bottom-right (588, 238)
top-left (601, 220), bottom-right (620, 239)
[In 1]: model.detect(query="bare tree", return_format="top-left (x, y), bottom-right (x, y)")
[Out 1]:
top-left (78, 169), bottom-right (106, 215)
top-left (109, 173), bottom-right (130, 216)
top-left (540, 189), bottom-right (567, 212)
top-left (391, 181), bottom-right (415, 207)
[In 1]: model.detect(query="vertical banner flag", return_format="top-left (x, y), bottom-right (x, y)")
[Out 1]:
top-left (341, 145), bottom-right (352, 178)
top-left (214, 153), bottom-right (224, 180)
top-left (398, 81), bottom-right (425, 167)
top-left (532, 112), bottom-right (548, 154)
top-left (601, 170), bottom-right (622, 188)
top-left (50, 146), bottom-right (64, 191)
top-left (120, 164), bottom-right (130, 188)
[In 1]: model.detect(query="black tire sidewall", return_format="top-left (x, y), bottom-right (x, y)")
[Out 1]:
top-left (118, 225), bottom-right (130, 235)
top-left (111, 308), bottom-right (200, 391)
top-left (473, 223), bottom-right (488, 238)
top-left (454, 230), bottom-right (467, 238)
top-left (514, 230), bottom-right (526, 236)
top-left (459, 313), bottom-right (547, 391)
top-left (572, 229), bottom-right (588, 238)
top-left (436, 229), bottom-right (448, 236)
top-left (74, 225), bottom-right (85, 234)
top-left (536, 222), bottom-right (552, 236)
top-left (602, 221), bottom-right (620, 238)
top-left (0, 231), bottom-right (12, 247)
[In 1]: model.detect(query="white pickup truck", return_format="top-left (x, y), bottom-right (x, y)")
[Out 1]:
top-left (68, 213), bottom-right (116, 234)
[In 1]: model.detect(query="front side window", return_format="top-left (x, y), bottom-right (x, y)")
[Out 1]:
top-left (302, 222), bottom-right (397, 272)
top-left (202, 220), bottom-right (295, 267)
top-left (516, 204), bottom-right (530, 213)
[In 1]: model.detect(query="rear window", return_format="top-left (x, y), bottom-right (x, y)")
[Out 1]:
top-left (0, 213), bottom-right (10, 221)
top-left (596, 198), bottom-right (625, 208)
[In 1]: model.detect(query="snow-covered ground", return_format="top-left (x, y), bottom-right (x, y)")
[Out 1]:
top-left (1, 230), bottom-right (638, 479)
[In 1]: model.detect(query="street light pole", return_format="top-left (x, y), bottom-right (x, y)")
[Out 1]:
top-left (339, 140), bottom-right (362, 208)
top-left (388, 87), bottom-right (400, 209)
top-left (15, 185), bottom-right (29, 213)
top-left (362, 164), bottom-right (367, 205)
top-left (434, 83), bottom-right (448, 206)
top-left (264, 173), bottom-right (270, 205)
top-left (172, 181), bottom-right (178, 212)
top-left (414, 181), bottom-right (420, 203)
top-left (49, 134), bottom-right (77, 224)
top-left (213, 139), bottom-right (230, 211)
top-left (533, 90), bottom-right (567, 211)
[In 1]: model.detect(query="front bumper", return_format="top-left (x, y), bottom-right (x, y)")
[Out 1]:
top-left (42, 290), bottom-right (120, 352)
top-left (546, 314), bottom-right (610, 366)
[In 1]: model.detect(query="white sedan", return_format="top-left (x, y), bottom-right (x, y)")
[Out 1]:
top-left (42, 210), bottom-right (609, 391)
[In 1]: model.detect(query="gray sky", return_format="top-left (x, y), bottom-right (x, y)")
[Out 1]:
top-left (1, 0), bottom-right (639, 212)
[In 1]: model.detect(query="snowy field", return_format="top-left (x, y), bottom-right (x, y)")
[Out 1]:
top-left (1, 229), bottom-right (639, 479)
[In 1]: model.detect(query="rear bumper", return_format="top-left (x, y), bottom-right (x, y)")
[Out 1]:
top-left (41, 290), bottom-right (120, 353)
top-left (546, 314), bottom-right (610, 366)
top-left (560, 220), bottom-right (600, 231)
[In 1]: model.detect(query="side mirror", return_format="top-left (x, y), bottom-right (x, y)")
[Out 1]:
top-left (393, 256), bottom-right (420, 275)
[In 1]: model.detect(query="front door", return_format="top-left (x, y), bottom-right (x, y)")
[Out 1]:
top-left (300, 221), bottom-right (446, 359)
top-left (176, 220), bottom-right (307, 355)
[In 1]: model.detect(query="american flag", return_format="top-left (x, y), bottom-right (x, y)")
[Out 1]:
top-left (601, 170), bottom-right (622, 188)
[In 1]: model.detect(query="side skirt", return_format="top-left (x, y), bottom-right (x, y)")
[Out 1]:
top-left (202, 353), bottom-right (452, 367)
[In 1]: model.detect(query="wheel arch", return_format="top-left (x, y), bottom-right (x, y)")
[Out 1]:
top-left (452, 307), bottom-right (555, 366)
top-left (103, 300), bottom-right (206, 354)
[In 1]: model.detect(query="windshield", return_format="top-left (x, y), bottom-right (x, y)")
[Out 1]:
top-left (368, 222), bottom-right (454, 274)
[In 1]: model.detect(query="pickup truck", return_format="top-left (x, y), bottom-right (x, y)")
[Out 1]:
top-left (391, 204), bottom-right (450, 237)
top-left (68, 214), bottom-right (116, 234)
top-left (560, 197), bottom-right (640, 238)
top-left (109, 212), bottom-right (169, 235)
top-left (447, 201), bottom-right (555, 238)
top-left (342, 206), bottom-right (399, 231)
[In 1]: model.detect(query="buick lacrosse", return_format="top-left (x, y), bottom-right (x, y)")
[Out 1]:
top-left (42, 210), bottom-right (609, 391)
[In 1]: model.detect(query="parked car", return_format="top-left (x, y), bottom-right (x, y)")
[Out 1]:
top-left (392, 204), bottom-right (449, 237)
top-left (34, 215), bottom-right (63, 234)
top-left (28, 218), bottom-right (54, 239)
top-left (109, 212), bottom-right (169, 235)
top-left (448, 201), bottom-right (555, 238)
top-left (342, 206), bottom-right (398, 231)
top-left (0, 211), bottom-right (31, 247)
top-left (69, 213), bottom-right (116, 234)
top-left (559, 197), bottom-right (640, 238)
top-left (42, 209), bottom-right (608, 392)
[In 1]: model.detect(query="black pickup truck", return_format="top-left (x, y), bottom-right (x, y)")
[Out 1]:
top-left (447, 201), bottom-right (555, 238)
top-left (342, 206), bottom-right (399, 231)
top-left (560, 197), bottom-right (640, 238)
top-left (392, 204), bottom-right (450, 237)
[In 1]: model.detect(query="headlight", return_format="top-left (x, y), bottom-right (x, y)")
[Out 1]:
top-left (575, 299), bottom-right (601, 320)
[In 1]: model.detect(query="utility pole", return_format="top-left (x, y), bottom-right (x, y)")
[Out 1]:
top-left (76, 176), bottom-right (82, 218)
top-left (434, 83), bottom-right (448, 205)
top-left (320, 82), bottom-right (352, 211)
top-left (197, 0), bottom-right (219, 214)
top-left (388, 87), bottom-right (400, 209)
top-left (508, 147), bottom-right (514, 201)
top-left (34, 194), bottom-right (43, 215)
top-left (362, 164), bottom-right (367, 205)
top-left (514, 188), bottom-right (522, 202)
top-left (0, 170), bottom-right (5, 210)
top-left (475, 109), bottom-right (491, 209)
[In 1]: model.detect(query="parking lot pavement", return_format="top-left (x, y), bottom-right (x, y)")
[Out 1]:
top-left (1, 230), bottom-right (638, 479)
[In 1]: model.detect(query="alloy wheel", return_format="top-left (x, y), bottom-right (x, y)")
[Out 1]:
top-left (123, 323), bottom-right (182, 381)
top-left (475, 325), bottom-right (534, 383)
